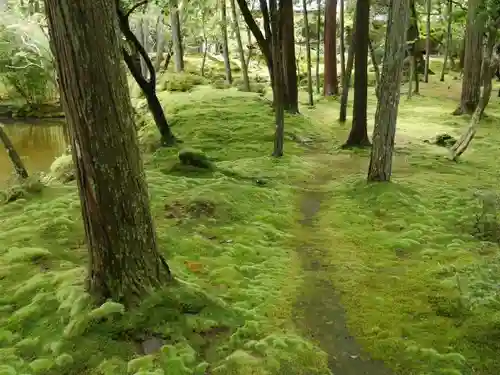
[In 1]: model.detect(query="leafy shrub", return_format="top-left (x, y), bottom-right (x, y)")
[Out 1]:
top-left (212, 79), bottom-right (232, 90)
top-left (0, 12), bottom-right (57, 104)
top-left (158, 72), bottom-right (207, 92)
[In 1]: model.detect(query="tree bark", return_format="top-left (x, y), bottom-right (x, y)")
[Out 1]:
top-left (0, 123), bottom-right (29, 179)
top-left (44, 0), bottom-right (171, 306)
top-left (424, 0), bottom-right (431, 82)
top-left (339, 0), bottom-right (346, 85)
top-left (339, 26), bottom-right (355, 122)
top-left (323, 0), bottom-right (339, 96)
top-left (230, 0), bottom-right (250, 91)
top-left (302, 0), bottom-right (314, 106)
top-left (409, 0), bottom-right (420, 94)
top-left (453, 0), bottom-right (484, 115)
top-left (315, 0), bottom-right (321, 94)
top-left (440, 0), bottom-right (453, 81)
top-left (407, 54), bottom-right (415, 99)
top-left (270, 0), bottom-right (285, 157)
top-left (451, 27), bottom-right (497, 160)
top-left (220, 0), bottom-right (233, 84)
top-left (368, 0), bottom-right (410, 182)
top-left (280, 0), bottom-right (299, 113)
top-left (170, 0), bottom-right (184, 72)
top-left (343, 0), bottom-right (371, 148)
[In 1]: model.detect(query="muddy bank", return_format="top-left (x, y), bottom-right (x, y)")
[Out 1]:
top-left (0, 102), bottom-right (64, 121)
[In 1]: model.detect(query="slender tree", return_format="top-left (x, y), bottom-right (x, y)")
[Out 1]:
top-left (220, 0), bottom-right (233, 84)
top-left (343, 0), bottom-right (371, 148)
top-left (170, 0), bottom-right (184, 72)
top-left (339, 25), bottom-right (355, 122)
top-left (0, 124), bottom-right (29, 179)
top-left (339, 0), bottom-right (346, 84)
top-left (316, 0), bottom-right (321, 94)
top-left (271, 0), bottom-right (285, 156)
top-left (368, 0), bottom-right (410, 182)
top-left (440, 0), bottom-right (453, 81)
top-left (424, 0), bottom-right (431, 82)
top-left (280, 0), bottom-right (299, 113)
top-left (229, 0), bottom-right (250, 91)
top-left (44, 0), bottom-right (172, 305)
top-left (323, 0), bottom-right (339, 96)
top-left (302, 0), bottom-right (314, 106)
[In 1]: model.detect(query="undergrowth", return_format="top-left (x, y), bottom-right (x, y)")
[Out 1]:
top-left (0, 87), bottom-right (331, 375)
top-left (303, 76), bottom-right (500, 375)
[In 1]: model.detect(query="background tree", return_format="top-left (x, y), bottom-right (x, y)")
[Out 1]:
top-left (302, 0), bottom-right (314, 106)
top-left (229, 0), bottom-right (250, 91)
top-left (220, 0), bottom-right (233, 84)
top-left (0, 123), bottom-right (29, 179)
top-left (440, 0), bottom-right (453, 81)
top-left (368, 0), bottom-right (410, 182)
top-left (44, 0), bottom-right (172, 305)
top-left (323, 0), bottom-right (339, 96)
top-left (343, 0), bottom-right (371, 148)
top-left (280, 0), bottom-right (299, 113)
top-left (170, 0), bottom-right (184, 72)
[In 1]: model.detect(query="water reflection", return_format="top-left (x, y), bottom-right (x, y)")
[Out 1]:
top-left (0, 121), bottom-right (68, 186)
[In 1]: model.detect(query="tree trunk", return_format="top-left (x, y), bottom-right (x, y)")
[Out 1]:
top-left (230, 0), bottom-right (250, 91)
top-left (154, 14), bottom-right (166, 72)
top-left (323, 0), bottom-right (338, 96)
top-left (302, 0), bottom-right (314, 106)
top-left (339, 0), bottom-right (346, 85)
top-left (453, 0), bottom-right (484, 115)
top-left (280, 0), bottom-right (299, 113)
top-left (141, 13), bottom-right (150, 79)
top-left (315, 0), bottom-right (321, 94)
top-left (368, 37), bottom-right (380, 95)
top-left (44, 0), bottom-right (171, 306)
top-left (246, 27), bottom-right (253, 66)
top-left (220, 0), bottom-right (233, 84)
top-left (451, 28), bottom-right (497, 160)
top-left (343, 0), bottom-right (370, 148)
top-left (367, 0), bottom-right (410, 182)
top-left (0, 124), bottom-right (29, 179)
top-left (424, 0), bottom-right (431, 82)
top-left (408, 0), bottom-right (420, 94)
top-left (163, 40), bottom-right (173, 71)
top-left (440, 0), bottom-right (453, 81)
top-left (270, 0), bottom-right (285, 157)
top-left (170, 0), bottom-right (184, 72)
top-left (339, 26), bottom-right (355, 122)
top-left (407, 54), bottom-right (414, 99)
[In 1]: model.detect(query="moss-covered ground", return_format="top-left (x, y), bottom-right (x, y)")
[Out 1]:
top-left (1, 59), bottom-right (500, 375)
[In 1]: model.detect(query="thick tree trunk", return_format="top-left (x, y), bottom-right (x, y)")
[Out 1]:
top-left (339, 0), bottom-right (346, 85)
top-left (440, 0), bottom-right (453, 81)
top-left (230, 0), bottom-right (250, 91)
top-left (424, 0), bottom-right (431, 82)
top-left (453, 0), bottom-right (483, 115)
top-left (339, 26), bottom-right (355, 122)
top-left (0, 124), bottom-right (29, 179)
top-left (368, 0), bottom-right (410, 182)
top-left (323, 0), bottom-right (338, 96)
top-left (280, 0), bottom-right (299, 113)
top-left (270, 0), bottom-right (285, 157)
top-left (220, 0), bottom-right (233, 84)
top-left (451, 28), bottom-right (497, 160)
top-left (302, 0), bottom-right (314, 106)
top-left (170, 0), bottom-right (184, 72)
top-left (315, 0), bottom-right (321, 94)
top-left (343, 0), bottom-right (370, 148)
top-left (44, 0), bottom-right (171, 305)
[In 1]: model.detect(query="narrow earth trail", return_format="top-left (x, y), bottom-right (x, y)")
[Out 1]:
top-left (293, 153), bottom-right (395, 375)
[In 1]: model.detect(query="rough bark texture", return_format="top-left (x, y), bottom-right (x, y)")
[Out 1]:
top-left (0, 123), bottom-right (29, 179)
top-left (220, 0), bottom-right (233, 84)
top-left (280, 0), bottom-right (299, 113)
top-left (170, 1), bottom-right (184, 72)
top-left (323, 0), bottom-right (339, 96)
top-left (367, 0), bottom-right (410, 182)
top-left (451, 28), bottom-right (497, 160)
top-left (339, 26), bottom-right (355, 123)
top-left (230, 0), bottom-right (250, 91)
top-left (440, 0), bottom-right (453, 81)
top-left (44, 0), bottom-right (171, 305)
top-left (343, 0), bottom-right (371, 148)
top-left (270, 0), bottom-right (285, 157)
top-left (453, 0), bottom-right (484, 115)
top-left (302, 0), bottom-right (314, 106)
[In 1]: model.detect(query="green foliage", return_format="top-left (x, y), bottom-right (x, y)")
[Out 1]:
top-left (0, 12), bottom-right (57, 104)
top-left (158, 72), bottom-right (208, 92)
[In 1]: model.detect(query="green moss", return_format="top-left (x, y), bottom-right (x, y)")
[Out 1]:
top-left (0, 86), bottom-right (329, 375)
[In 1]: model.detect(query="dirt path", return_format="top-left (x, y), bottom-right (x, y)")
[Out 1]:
top-left (293, 155), bottom-right (395, 375)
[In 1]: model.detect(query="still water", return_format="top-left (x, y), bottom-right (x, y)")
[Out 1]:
top-left (0, 121), bottom-right (68, 186)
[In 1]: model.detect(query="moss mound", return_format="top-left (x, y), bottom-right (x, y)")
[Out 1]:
top-left (0, 87), bottom-right (330, 375)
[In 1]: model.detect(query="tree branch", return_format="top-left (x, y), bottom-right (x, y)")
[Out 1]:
top-left (125, 0), bottom-right (148, 18)
top-left (235, 0), bottom-right (271, 63)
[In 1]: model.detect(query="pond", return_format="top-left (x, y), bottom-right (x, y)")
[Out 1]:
top-left (0, 120), bottom-right (68, 187)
